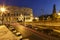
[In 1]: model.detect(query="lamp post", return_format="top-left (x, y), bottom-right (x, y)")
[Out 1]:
top-left (0, 6), bottom-right (6, 24)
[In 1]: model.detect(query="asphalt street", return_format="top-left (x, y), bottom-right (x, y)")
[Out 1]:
top-left (9, 22), bottom-right (60, 40)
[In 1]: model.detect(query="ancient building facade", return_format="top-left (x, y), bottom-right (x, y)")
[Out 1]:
top-left (0, 5), bottom-right (33, 24)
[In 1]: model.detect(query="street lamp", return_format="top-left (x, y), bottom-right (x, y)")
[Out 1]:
top-left (0, 7), bottom-right (6, 12)
top-left (0, 6), bottom-right (6, 24)
top-left (57, 12), bottom-right (60, 15)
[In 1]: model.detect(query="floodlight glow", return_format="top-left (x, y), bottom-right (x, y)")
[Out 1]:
top-left (0, 7), bottom-right (6, 12)
top-left (57, 13), bottom-right (60, 15)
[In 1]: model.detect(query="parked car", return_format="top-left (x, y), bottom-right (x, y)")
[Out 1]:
top-left (42, 28), bottom-right (53, 35)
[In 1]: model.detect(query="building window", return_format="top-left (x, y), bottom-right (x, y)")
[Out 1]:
top-left (25, 17), bottom-right (30, 19)
top-left (8, 13), bottom-right (10, 16)
top-left (24, 13), bottom-right (30, 16)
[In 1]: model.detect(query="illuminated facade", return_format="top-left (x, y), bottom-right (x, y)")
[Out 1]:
top-left (0, 5), bottom-right (33, 23)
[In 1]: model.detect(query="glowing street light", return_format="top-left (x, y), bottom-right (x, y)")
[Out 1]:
top-left (0, 6), bottom-right (6, 24)
top-left (57, 12), bottom-right (60, 15)
top-left (0, 7), bottom-right (6, 12)
top-left (0, 6), bottom-right (6, 12)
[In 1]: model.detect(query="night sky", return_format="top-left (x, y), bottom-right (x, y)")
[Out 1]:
top-left (0, 0), bottom-right (60, 16)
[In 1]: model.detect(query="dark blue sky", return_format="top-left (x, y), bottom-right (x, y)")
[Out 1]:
top-left (0, 0), bottom-right (60, 16)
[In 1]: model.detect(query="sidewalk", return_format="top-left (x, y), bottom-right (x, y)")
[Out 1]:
top-left (0, 25), bottom-right (20, 40)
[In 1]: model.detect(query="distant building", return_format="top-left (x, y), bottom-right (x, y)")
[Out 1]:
top-left (52, 4), bottom-right (57, 19)
top-left (39, 4), bottom-right (59, 21)
top-left (52, 4), bottom-right (60, 21)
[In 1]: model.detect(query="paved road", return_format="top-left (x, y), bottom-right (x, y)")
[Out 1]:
top-left (24, 22), bottom-right (60, 27)
top-left (9, 22), bottom-right (60, 40)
